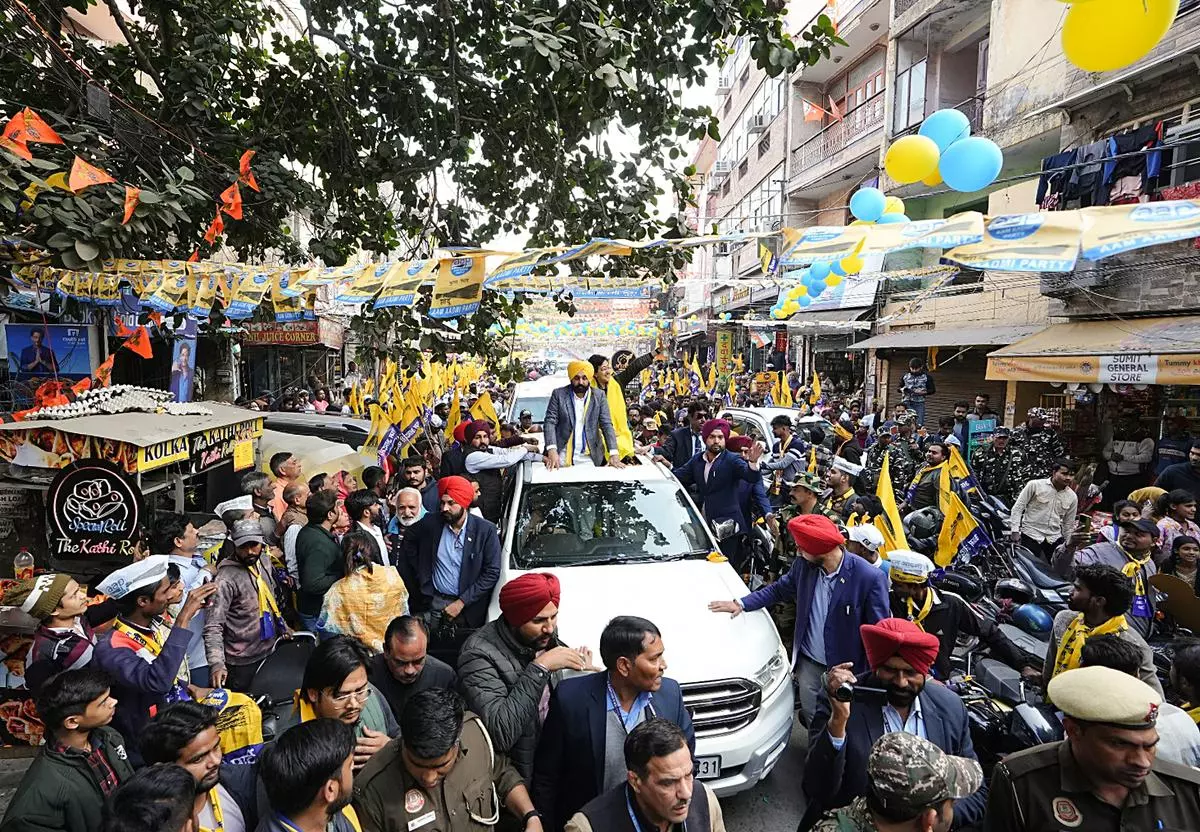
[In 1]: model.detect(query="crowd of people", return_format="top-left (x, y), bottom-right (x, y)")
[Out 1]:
top-left (4, 347), bottom-right (1200, 832)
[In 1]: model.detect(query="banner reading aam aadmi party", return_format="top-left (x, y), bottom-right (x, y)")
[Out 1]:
top-left (943, 211), bottom-right (1082, 272)
top-left (428, 256), bottom-right (486, 319)
top-left (374, 259), bottom-right (438, 309)
top-left (1080, 200), bottom-right (1200, 260)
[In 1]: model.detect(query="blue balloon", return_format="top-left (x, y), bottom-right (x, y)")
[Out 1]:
top-left (809, 261), bottom-right (831, 281)
top-left (939, 137), bottom-right (1003, 192)
top-left (918, 108), bottom-right (972, 152)
top-left (830, 260), bottom-right (847, 277)
top-left (809, 280), bottom-right (826, 297)
top-left (876, 213), bottom-right (911, 225)
top-left (849, 187), bottom-right (887, 223)
top-left (798, 295), bottom-right (812, 308)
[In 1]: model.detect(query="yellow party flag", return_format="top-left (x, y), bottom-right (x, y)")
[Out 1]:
top-left (807, 446), bottom-right (817, 474)
top-left (935, 490), bottom-right (981, 568)
top-left (874, 454), bottom-right (910, 554)
top-left (727, 373), bottom-right (737, 403)
top-left (780, 374), bottom-right (794, 407)
top-left (706, 362), bottom-right (716, 394)
top-left (445, 388), bottom-right (462, 441)
top-left (470, 391), bottom-right (501, 427)
top-left (809, 371), bottom-right (822, 406)
top-left (690, 354), bottom-right (705, 393)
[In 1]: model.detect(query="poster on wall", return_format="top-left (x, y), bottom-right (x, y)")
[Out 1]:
top-left (6, 324), bottom-right (93, 381)
top-left (169, 320), bottom-right (198, 403)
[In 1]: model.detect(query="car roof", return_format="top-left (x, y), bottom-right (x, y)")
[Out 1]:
top-left (721, 406), bottom-right (830, 425)
top-left (513, 376), bottom-right (567, 396)
top-left (526, 456), bottom-right (674, 485)
top-left (261, 411), bottom-right (370, 429)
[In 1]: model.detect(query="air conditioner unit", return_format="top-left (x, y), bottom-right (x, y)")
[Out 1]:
top-left (747, 113), bottom-right (768, 134)
top-left (1166, 120), bottom-right (1200, 187)
top-left (715, 242), bottom-right (733, 256)
top-left (711, 160), bottom-right (733, 179)
top-left (717, 75), bottom-right (733, 95)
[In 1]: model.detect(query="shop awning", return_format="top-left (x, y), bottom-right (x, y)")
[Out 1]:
top-left (987, 315), bottom-right (1200, 385)
top-left (848, 324), bottom-right (1045, 351)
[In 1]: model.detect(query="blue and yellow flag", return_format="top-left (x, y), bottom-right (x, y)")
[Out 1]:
top-left (875, 454), bottom-right (910, 555)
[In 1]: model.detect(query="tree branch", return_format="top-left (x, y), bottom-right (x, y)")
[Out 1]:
top-left (101, 0), bottom-right (166, 97)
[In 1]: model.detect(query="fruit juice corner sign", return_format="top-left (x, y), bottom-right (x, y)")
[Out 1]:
top-left (47, 459), bottom-right (143, 558)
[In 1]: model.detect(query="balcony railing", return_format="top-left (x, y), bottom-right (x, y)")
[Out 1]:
top-left (893, 94), bottom-right (985, 140)
top-left (792, 92), bottom-right (886, 175)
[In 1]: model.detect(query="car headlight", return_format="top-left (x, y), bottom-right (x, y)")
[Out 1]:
top-left (754, 646), bottom-right (789, 695)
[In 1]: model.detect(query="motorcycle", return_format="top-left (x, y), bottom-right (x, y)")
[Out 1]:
top-left (247, 631), bottom-right (318, 743)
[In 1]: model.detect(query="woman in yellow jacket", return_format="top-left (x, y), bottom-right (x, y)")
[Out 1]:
top-left (589, 354), bottom-right (636, 460)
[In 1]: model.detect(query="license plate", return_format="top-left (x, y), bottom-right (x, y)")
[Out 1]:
top-left (695, 756), bottom-right (721, 779)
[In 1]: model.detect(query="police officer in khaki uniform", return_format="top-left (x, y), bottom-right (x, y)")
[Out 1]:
top-left (353, 689), bottom-right (543, 832)
top-left (987, 666), bottom-right (1200, 831)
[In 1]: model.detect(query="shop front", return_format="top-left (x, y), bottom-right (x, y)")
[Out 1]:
top-left (987, 315), bottom-right (1200, 468)
top-left (241, 319), bottom-right (346, 398)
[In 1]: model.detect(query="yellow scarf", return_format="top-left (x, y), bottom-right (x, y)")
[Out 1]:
top-left (595, 379), bottom-right (634, 459)
top-left (1052, 613), bottom-right (1128, 678)
top-left (906, 588), bottom-right (935, 629)
top-left (113, 618), bottom-right (190, 685)
top-left (1119, 543), bottom-right (1153, 600)
top-left (199, 785), bottom-right (224, 832)
top-left (1181, 703), bottom-right (1200, 725)
top-left (251, 565), bottom-right (282, 640)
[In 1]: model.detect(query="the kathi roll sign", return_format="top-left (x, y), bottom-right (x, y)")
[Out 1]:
top-left (47, 459), bottom-right (143, 558)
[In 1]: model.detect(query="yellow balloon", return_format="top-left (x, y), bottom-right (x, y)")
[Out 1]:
top-left (884, 135), bottom-right (941, 184)
top-left (794, 284), bottom-right (808, 297)
top-left (849, 219), bottom-right (873, 226)
top-left (841, 255), bottom-right (863, 275)
top-left (921, 170), bottom-right (943, 187)
top-left (825, 273), bottom-right (844, 287)
top-left (883, 196), bottom-right (905, 215)
top-left (1062, 0), bottom-right (1178, 73)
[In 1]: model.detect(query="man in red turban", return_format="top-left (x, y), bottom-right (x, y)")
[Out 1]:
top-left (436, 475), bottom-right (474, 512)
top-left (800, 617), bottom-right (985, 828)
top-left (457, 573), bottom-right (596, 781)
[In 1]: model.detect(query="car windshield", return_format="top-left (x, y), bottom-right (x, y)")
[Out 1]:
top-left (512, 480), bottom-right (712, 568)
top-left (514, 395), bottom-right (551, 422)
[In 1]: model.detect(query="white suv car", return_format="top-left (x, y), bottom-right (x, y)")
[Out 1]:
top-left (490, 457), bottom-right (794, 796)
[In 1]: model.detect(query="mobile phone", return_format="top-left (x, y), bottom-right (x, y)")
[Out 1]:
top-left (1077, 514), bottom-right (1093, 532)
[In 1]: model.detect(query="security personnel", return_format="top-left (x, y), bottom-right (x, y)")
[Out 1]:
top-left (970, 426), bottom-right (1026, 507)
top-left (824, 457), bottom-right (860, 519)
top-left (1011, 406), bottom-right (1067, 483)
top-left (986, 666), bottom-right (1200, 832)
top-left (887, 550), bottom-right (1040, 681)
top-left (353, 688), bottom-right (543, 832)
top-left (778, 472), bottom-right (846, 563)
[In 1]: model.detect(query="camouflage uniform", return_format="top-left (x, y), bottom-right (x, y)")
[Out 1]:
top-left (812, 733), bottom-right (983, 832)
top-left (970, 443), bottom-right (1026, 506)
top-left (1010, 414), bottom-right (1066, 482)
top-left (864, 436), bottom-right (921, 504)
top-left (824, 487), bottom-right (857, 520)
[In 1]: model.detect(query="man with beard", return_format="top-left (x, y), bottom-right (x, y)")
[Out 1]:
top-left (709, 515), bottom-right (888, 726)
top-left (672, 419), bottom-right (766, 561)
top-left (864, 426), bottom-right (919, 505)
top-left (353, 688), bottom-right (541, 832)
top-left (402, 455), bottom-right (440, 514)
top-left (1157, 437), bottom-right (1200, 502)
top-left (259, 719), bottom-right (361, 832)
top-left (458, 573), bottom-right (596, 781)
top-left (462, 420), bottom-right (542, 523)
top-left (543, 361), bottom-right (621, 469)
top-left (1041, 563), bottom-right (1161, 694)
top-left (824, 457), bottom-right (860, 520)
top-left (987, 666), bottom-right (1200, 832)
top-left (759, 414), bottom-right (809, 505)
top-left (887, 550), bottom-right (1039, 681)
top-left (140, 702), bottom-right (258, 832)
top-left (532, 617), bottom-right (695, 831)
top-left (368, 616), bottom-right (456, 722)
top-left (403, 475), bottom-right (500, 627)
top-left (655, 401), bottom-right (709, 469)
top-left (388, 487), bottom-right (424, 589)
top-left (903, 442), bottom-right (949, 513)
top-left (1052, 518), bottom-right (1159, 639)
top-left (802, 619), bottom-right (985, 830)
top-left (1011, 407), bottom-right (1067, 482)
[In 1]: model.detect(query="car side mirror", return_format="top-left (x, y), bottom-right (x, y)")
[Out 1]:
top-left (713, 519), bottom-right (737, 542)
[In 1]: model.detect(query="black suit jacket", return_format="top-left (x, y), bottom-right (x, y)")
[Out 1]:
top-left (402, 512), bottom-right (501, 627)
top-left (656, 426), bottom-right (703, 470)
top-left (531, 671), bottom-right (695, 832)
top-left (800, 671), bottom-right (986, 830)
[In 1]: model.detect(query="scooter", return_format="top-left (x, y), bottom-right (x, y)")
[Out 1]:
top-left (947, 656), bottom-right (1062, 771)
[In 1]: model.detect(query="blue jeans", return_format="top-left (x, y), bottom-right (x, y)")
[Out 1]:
top-left (298, 613), bottom-right (326, 639)
top-left (908, 399), bottom-right (927, 427)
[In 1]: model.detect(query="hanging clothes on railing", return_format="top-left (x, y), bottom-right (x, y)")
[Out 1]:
top-left (1036, 149), bottom-right (1077, 210)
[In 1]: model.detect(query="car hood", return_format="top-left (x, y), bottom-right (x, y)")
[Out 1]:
top-left (491, 560), bottom-right (783, 684)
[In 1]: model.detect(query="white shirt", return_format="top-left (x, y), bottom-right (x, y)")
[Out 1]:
top-left (1011, 478), bottom-right (1078, 543)
top-left (1104, 437), bottom-right (1156, 476)
top-left (166, 554), bottom-right (210, 671)
top-left (1155, 702), bottom-right (1200, 768)
top-left (465, 446), bottom-right (540, 473)
top-left (282, 524), bottom-right (302, 581)
top-left (357, 520), bottom-right (388, 564)
top-left (198, 785), bottom-right (244, 832)
top-left (572, 390), bottom-right (589, 461)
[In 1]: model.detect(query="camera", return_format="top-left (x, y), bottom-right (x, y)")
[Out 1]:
top-left (833, 682), bottom-right (889, 705)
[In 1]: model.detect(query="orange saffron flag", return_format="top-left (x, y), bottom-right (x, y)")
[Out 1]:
top-left (239, 150), bottom-right (260, 192)
top-left (187, 250), bottom-right (200, 263)
top-left (203, 208), bottom-right (225, 243)
top-left (220, 182), bottom-right (243, 219)
top-left (94, 355), bottom-right (115, 387)
top-left (122, 326), bottom-right (154, 359)
top-left (147, 311), bottom-right (163, 327)
top-left (0, 113), bottom-right (31, 160)
top-left (71, 377), bottom-right (92, 395)
top-left (20, 109), bottom-right (63, 144)
top-left (801, 100), bottom-right (826, 123)
top-left (68, 156), bottom-right (116, 192)
top-left (114, 318), bottom-right (134, 338)
top-left (122, 186), bottom-right (140, 224)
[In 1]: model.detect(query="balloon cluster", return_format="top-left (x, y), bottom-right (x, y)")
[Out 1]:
top-left (884, 108), bottom-right (1003, 192)
top-left (849, 187), bottom-right (909, 225)
top-left (769, 256), bottom-right (858, 320)
top-left (1061, 0), bottom-right (1178, 73)
top-left (720, 312), bottom-right (733, 321)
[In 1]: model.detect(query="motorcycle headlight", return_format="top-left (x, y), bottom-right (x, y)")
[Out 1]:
top-left (754, 646), bottom-right (789, 695)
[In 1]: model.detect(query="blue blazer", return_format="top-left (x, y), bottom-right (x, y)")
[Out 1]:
top-left (655, 426), bottom-right (703, 469)
top-left (673, 451), bottom-right (765, 533)
top-left (531, 672), bottom-right (695, 832)
top-left (404, 512), bottom-right (501, 628)
top-left (736, 476), bottom-right (773, 527)
top-left (801, 671), bottom-right (986, 830)
top-left (741, 551), bottom-right (888, 672)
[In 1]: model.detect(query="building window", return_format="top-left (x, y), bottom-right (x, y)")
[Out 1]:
top-left (722, 180), bottom-right (731, 197)
top-left (758, 134), bottom-right (771, 157)
top-left (738, 159), bottom-right (749, 178)
top-left (892, 57), bottom-right (927, 134)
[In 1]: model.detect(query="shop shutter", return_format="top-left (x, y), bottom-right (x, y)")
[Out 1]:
top-left (884, 349), bottom-right (1006, 427)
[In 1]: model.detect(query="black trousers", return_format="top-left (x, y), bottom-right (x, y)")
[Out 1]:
top-left (1020, 534), bottom-right (1061, 563)
top-left (224, 661), bottom-right (259, 693)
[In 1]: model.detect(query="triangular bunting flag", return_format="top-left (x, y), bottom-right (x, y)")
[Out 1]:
top-left (121, 326), bottom-right (154, 359)
top-left (220, 182), bottom-right (243, 219)
top-left (239, 150), bottom-right (260, 192)
top-left (204, 208), bottom-right (225, 243)
top-left (93, 355), bottom-right (115, 387)
top-left (114, 318), bottom-right (134, 338)
top-left (68, 156), bottom-right (116, 192)
top-left (71, 376), bottom-right (92, 395)
top-left (20, 108), bottom-right (63, 144)
top-left (0, 113), bottom-right (31, 160)
top-left (122, 186), bottom-right (140, 225)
